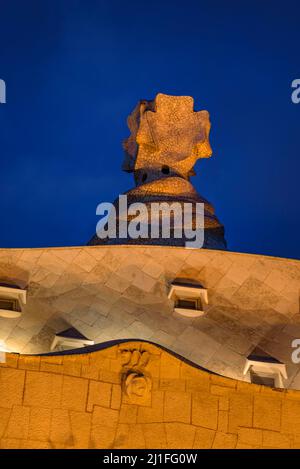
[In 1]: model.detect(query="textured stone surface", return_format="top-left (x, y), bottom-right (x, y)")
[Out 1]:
top-left (89, 93), bottom-right (226, 249)
top-left (0, 245), bottom-right (299, 387)
top-left (123, 94), bottom-right (212, 176)
top-left (0, 341), bottom-right (300, 449)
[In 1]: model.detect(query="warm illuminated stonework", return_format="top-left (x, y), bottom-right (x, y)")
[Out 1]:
top-left (0, 94), bottom-right (299, 450)
top-left (1, 341), bottom-right (300, 449)
top-left (89, 93), bottom-right (226, 249)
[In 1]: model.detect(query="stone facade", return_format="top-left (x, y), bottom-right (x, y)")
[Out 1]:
top-left (1, 341), bottom-right (300, 449)
top-left (0, 245), bottom-right (299, 387)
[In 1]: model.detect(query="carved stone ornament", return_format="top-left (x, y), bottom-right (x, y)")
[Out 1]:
top-left (119, 348), bottom-right (152, 405)
top-left (120, 349), bottom-right (150, 368)
top-left (124, 372), bottom-right (152, 399)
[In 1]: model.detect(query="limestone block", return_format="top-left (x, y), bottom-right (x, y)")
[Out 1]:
top-left (69, 411), bottom-right (92, 448)
top-left (186, 377), bottom-right (210, 393)
top-left (24, 371), bottom-right (63, 408)
top-left (282, 399), bottom-right (300, 435)
top-left (212, 432), bottom-right (237, 449)
top-left (236, 380), bottom-right (261, 394)
top-left (92, 405), bottom-right (118, 428)
top-left (50, 409), bottom-right (73, 447)
top-left (142, 423), bottom-right (167, 449)
top-left (192, 392), bottom-right (218, 429)
top-left (235, 442), bottom-right (256, 449)
top-left (228, 393), bottom-right (253, 433)
top-left (91, 425), bottom-right (116, 449)
top-left (1, 352), bottom-right (19, 368)
top-left (211, 384), bottom-right (234, 396)
top-left (262, 430), bottom-right (291, 449)
top-left (37, 251), bottom-right (68, 275)
top-left (0, 408), bottom-right (11, 438)
top-left (40, 362), bottom-right (63, 374)
top-left (165, 423), bottom-right (196, 449)
top-left (124, 321), bottom-right (154, 340)
top-left (143, 353), bottom-right (160, 379)
top-left (0, 368), bottom-right (25, 408)
top-left (218, 411), bottom-right (228, 433)
top-left (81, 363), bottom-right (100, 380)
top-left (18, 355), bottom-right (40, 371)
top-left (137, 390), bottom-right (164, 423)
top-left (198, 266), bottom-right (224, 288)
top-left (232, 277), bottom-right (279, 310)
top-left (119, 404), bottom-right (138, 424)
top-left (99, 369), bottom-right (120, 384)
top-left (5, 405), bottom-right (30, 439)
top-left (219, 396), bottom-right (229, 411)
top-left (210, 373), bottom-right (237, 388)
top-left (180, 362), bottom-right (205, 380)
top-left (226, 265), bottom-right (251, 286)
top-left (142, 261), bottom-right (164, 279)
top-left (114, 423), bottom-right (145, 449)
top-left (292, 434), bottom-right (300, 448)
top-left (111, 384), bottom-right (122, 410)
top-left (193, 426), bottom-right (216, 448)
top-left (73, 250), bottom-right (98, 273)
top-left (28, 407), bottom-right (52, 441)
top-left (160, 352), bottom-right (181, 379)
top-left (237, 427), bottom-right (263, 446)
top-left (264, 270), bottom-right (289, 293)
top-left (61, 376), bottom-right (88, 412)
top-left (159, 378), bottom-right (186, 392)
top-left (105, 274), bottom-right (131, 293)
top-left (253, 395), bottom-right (281, 431)
top-left (87, 380), bottom-right (111, 411)
top-left (110, 357), bottom-right (124, 374)
top-left (178, 327), bottom-right (220, 360)
top-left (1, 438), bottom-right (21, 449)
top-left (131, 272), bottom-right (156, 293)
top-left (164, 391), bottom-right (191, 424)
top-left (185, 250), bottom-right (212, 270)
top-left (62, 356), bottom-right (82, 377)
top-left (21, 440), bottom-right (52, 449)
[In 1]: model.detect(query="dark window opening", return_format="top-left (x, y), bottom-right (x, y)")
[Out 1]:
top-left (141, 173), bottom-right (147, 182)
top-left (176, 298), bottom-right (198, 310)
top-left (250, 371), bottom-right (275, 388)
top-left (161, 165), bottom-right (170, 175)
top-left (0, 298), bottom-right (19, 311)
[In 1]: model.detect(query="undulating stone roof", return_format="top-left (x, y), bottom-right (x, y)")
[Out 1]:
top-left (0, 245), bottom-right (299, 387)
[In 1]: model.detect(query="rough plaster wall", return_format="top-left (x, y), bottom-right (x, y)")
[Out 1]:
top-left (0, 341), bottom-right (299, 449)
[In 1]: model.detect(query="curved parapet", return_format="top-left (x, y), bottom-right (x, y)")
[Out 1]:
top-left (0, 340), bottom-right (300, 449)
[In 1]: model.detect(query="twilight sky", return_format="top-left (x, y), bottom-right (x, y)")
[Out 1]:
top-left (0, 0), bottom-right (299, 259)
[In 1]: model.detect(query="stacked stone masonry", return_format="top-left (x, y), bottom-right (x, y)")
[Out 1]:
top-left (0, 341), bottom-right (300, 449)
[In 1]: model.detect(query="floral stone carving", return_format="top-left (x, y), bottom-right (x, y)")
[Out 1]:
top-left (120, 348), bottom-right (152, 405)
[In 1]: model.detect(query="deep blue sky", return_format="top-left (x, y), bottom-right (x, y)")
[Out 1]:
top-left (0, 0), bottom-right (299, 259)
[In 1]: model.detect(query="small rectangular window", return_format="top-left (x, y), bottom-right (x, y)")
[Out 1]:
top-left (176, 299), bottom-right (198, 310)
top-left (0, 298), bottom-right (18, 311)
top-left (250, 371), bottom-right (275, 388)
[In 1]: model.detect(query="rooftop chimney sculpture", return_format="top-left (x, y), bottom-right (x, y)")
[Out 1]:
top-left (89, 93), bottom-right (226, 249)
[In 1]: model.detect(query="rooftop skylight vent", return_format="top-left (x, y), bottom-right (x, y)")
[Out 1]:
top-left (0, 284), bottom-right (26, 318)
top-left (168, 279), bottom-right (208, 318)
top-left (243, 347), bottom-right (287, 388)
